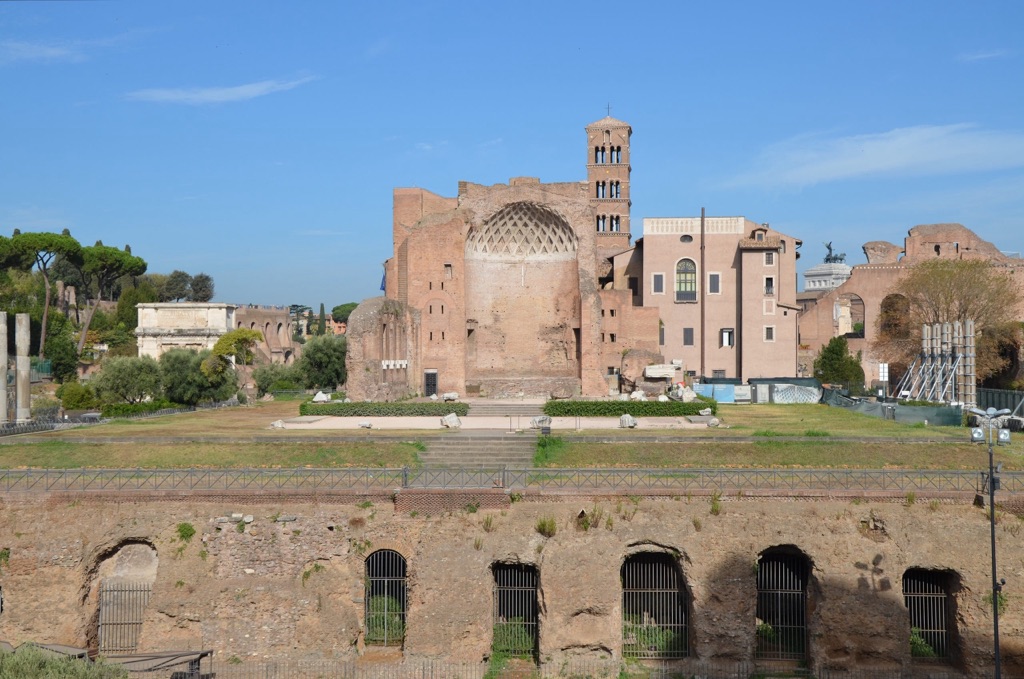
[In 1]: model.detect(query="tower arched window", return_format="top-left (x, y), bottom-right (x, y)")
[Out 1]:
top-left (675, 259), bottom-right (697, 302)
top-left (612, 146), bottom-right (622, 163)
top-left (596, 215), bottom-right (607, 232)
top-left (610, 216), bottom-right (621, 232)
top-left (596, 181), bottom-right (606, 198)
top-left (611, 181), bottom-right (620, 198)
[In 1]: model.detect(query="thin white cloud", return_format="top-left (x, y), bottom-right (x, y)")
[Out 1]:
top-left (1, 31), bottom-right (156, 66)
top-left (478, 137), bottom-right (503, 148)
top-left (957, 49), bottom-right (1010, 63)
top-left (415, 141), bottom-right (448, 153)
top-left (125, 76), bottom-right (316, 105)
top-left (726, 124), bottom-right (1024, 189)
top-left (0, 39), bottom-right (86, 65)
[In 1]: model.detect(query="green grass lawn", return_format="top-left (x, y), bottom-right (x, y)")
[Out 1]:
top-left (534, 438), bottom-right (1023, 470)
top-left (0, 439), bottom-right (423, 469)
top-left (2, 400), bottom-right (1017, 470)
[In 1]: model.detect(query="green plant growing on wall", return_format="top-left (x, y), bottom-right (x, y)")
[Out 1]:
top-left (984, 591), bottom-right (1008, 616)
top-left (535, 517), bottom-right (557, 538)
top-left (0, 547), bottom-right (9, 573)
top-left (176, 522), bottom-right (196, 543)
top-left (710, 491), bottom-right (722, 516)
top-left (301, 562), bottom-right (325, 587)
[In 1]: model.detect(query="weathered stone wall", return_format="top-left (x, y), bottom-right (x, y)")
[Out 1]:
top-left (1, 494), bottom-right (1021, 675)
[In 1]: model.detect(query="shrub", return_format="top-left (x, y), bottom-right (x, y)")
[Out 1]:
top-left (30, 396), bottom-right (61, 420)
top-left (176, 522), bottom-right (196, 543)
top-left (542, 398), bottom-right (716, 417)
top-left (365, 595), bottom-right (405, 644)
top-left (623, 616), bottom-right (686, 655)
top-left (910, 627), bottom-right (937, 658)
top-left (56, 380), bottom-right (99, 410)
top-left (492, 619), bottom-right (534, 657)
top-left (536, 517), bottom-right (557, 537)
top-left (299, 401), bottom-right (469, 417)
top-left (252, 362), bottom-right (304, 397)
top-left (100, 399), bottom-right (178, 418)
top-left (159, 349), bottom-right (238, 405)
top-left (0, 645), bottom-right (129, 677)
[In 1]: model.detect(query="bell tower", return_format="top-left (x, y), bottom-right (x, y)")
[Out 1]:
top-left (586, 114), bottom-right (632, 246)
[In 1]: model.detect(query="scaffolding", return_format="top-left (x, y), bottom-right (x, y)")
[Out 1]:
top-left (893, 321), bottom-right (977, 408)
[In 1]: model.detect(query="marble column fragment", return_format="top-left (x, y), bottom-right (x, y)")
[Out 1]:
top-left (15, 312), bottom-right (31, 423)
top-left (0, 313), bottom-right (7, 424)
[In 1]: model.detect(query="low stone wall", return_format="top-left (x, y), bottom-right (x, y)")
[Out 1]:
top-left (0, 494), bottom-right (1021, 676)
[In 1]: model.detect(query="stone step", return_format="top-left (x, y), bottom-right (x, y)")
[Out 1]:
top-left (421, 433), bottom-right (536, 467)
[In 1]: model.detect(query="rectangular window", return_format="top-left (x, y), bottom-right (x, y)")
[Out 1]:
top-left (610, 333), bottom-right (616, 343)
top-left (721, 328), bottom-right (735, 347)
top-left (652, 273), bottom-right (665, 295)
top-left (444, 264), bottom-right (453, 279)
top-left (610, 309), bottom-right (616, 317)
top-left (764, 276), bottom-right (775, 296)
top-left (765, 252), bottom-right (775, 266)
top-left (683, 328), bottom-right (694, 346)
top-left (708, 273), bottom-right (721, 295)
top-left (712, 369), bottom-right (726, 379)
top-left (764, 326), bottom-right (775, 342)
top-left (685, 370), bottom-right (696, 378)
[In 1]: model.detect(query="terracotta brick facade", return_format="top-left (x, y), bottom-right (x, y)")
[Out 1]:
top-left (346, 118), bottom-right (805, 399)
top-left (798, 224), bottom-right (1024, 386)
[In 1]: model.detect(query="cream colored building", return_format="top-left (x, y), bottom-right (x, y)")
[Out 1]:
top-left (136, 303), bottom-right (237, 359)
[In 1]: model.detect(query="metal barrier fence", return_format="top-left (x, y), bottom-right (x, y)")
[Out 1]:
top-left (116, 657), bottom-right (966, 679)
top-left (0, 399), bottom-right (240, 438)
top-left (978, 387), bottom-right (1024, 416)
top-left (1, 466), bottom-right (1020, 495)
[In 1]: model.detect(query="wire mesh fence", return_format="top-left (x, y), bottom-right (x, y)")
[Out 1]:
top-left (1, 466), bottom-right (1019, 496)
top-left (116, 657), bottom-right (968, 679)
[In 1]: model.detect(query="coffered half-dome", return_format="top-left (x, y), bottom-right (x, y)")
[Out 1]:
top-left (466, 202), bottom-right (577, 258)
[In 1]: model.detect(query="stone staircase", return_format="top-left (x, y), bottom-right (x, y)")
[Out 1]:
top-left (418, 432), bottom-right (537, 467)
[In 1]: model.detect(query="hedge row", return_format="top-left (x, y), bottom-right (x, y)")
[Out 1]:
top-left (542, 397), bottom-right (717, 418)
top-left (299, 401), bottom-right (470, 417)
top-left (101, 400), bottom-right (182, 418)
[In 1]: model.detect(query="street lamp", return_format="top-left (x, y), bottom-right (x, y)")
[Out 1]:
top-left (969, 406), bottom-right (1011, 679)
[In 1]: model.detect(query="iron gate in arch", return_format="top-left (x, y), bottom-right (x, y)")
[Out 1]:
top-left (364, 550), bottom-right (407, 647)
top-left (492, 563), bottom-right (538, 659)
top-left (621, 552), bottom-right (689, 658)
top-left (903, 569), bottom-right (953, 660)
top-left (755, 549), bottom-right (809, 661)
top-left (98, 580), bottom-right (152, 654)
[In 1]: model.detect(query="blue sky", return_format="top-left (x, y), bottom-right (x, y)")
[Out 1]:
top-left (2, 1), bottom-right (1023, 308)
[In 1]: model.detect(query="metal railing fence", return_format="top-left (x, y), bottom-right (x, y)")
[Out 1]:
top-left (1, 466), bottom-right (1021, 496)
top-left (117, 657), bottom-right (966, 679)
top-left (0, 398), bottom-right (241, 438)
